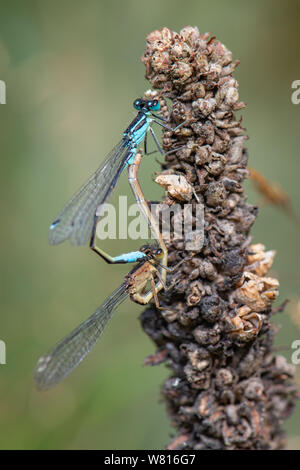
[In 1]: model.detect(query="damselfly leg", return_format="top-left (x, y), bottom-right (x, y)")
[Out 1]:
top-left (144, 125), bottom-right (184, 157)
top-left (89, 214), bottom-right (149, 264)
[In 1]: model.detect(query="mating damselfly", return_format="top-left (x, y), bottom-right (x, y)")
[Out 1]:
top-left (49, 98), bottom-right (184, 247)
top-left (35, 245), bottom-right (168, 390)
top-left (35, 244), bottom-right (190, 390)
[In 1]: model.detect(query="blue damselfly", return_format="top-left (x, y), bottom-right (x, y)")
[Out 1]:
top-left (49, 98), bottom-right (184, 246)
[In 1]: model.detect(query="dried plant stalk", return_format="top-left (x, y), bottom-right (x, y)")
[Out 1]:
top-left (140, 27), bottom-right (298, 450)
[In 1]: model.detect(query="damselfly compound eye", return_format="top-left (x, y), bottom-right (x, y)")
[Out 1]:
top-left (149, 99), bottom-right (160, 111)
top-left (133, 99), bottom-right (143, 110)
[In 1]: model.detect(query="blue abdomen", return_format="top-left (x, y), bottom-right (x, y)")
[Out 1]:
top-left (114, 251), bottom-right (147, 263)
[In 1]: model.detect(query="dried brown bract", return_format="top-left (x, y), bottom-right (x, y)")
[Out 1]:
top-left (155, 173), bottom-right (193, 202)
top-left (140, 26), bottom-right (297, 450)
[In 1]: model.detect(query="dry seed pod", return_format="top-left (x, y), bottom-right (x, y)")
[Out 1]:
top-left (155, 173), bottom-right (193, 201)
top-left (233, 272), bottom-right (279, 312)
top-left (246, 243), bottom-right (276, 277)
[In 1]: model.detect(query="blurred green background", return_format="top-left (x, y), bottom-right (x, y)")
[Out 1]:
top-left (0, 0), bottom-right (299, 450)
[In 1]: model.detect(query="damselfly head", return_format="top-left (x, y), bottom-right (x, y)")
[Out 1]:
top-left (133, 98), bottom-right (160, 112)
top-left (139, 244), bottom-right (163, 260)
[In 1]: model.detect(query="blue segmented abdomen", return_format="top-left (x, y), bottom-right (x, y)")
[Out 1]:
top-left (125, 148), bottom-right (137, 166)
top-left (50, 219), bottom-right (60, 230)
top-left (113, 251), bottom-right (147, 263)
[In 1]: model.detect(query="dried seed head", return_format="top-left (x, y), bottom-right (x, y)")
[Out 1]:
top-left (140, 26), bottom-right (296, 450)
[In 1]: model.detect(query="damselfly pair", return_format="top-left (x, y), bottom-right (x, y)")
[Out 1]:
top-left (35, 97), bottom-right (187, 390)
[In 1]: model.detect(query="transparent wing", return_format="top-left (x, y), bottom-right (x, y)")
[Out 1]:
top-left (34, 283), bottom-right (128, 390)
top-left (49, 140), bottom-right (130, 246)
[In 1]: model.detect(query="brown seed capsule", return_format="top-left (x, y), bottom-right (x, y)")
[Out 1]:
top-left (151, 51), bottom-right (171, 73)
top-left (205, 153), bottom-right (226, 176)
top-left (192, 98), bottom-right (217, 117)
top-left (170, 41), bottom-right (192, 60)
top-left (205, 181), bottom-right (227, 207)
top-left (227, 306), bottom-right (263, 342)
top-left (199, 294), bottom-right (224, 323)
top-left (195, 145), bottom-right (211, 165)
top-left (233, 272), bottom-right (279, 312)
top-left (155, 174), bottom-right (193, 202)
top-left (197, 259), bottom-right (217, 280)
top-left (193, 324), bottom-right (221, 345)
top-left (246, 243), bottom-right (276, 277)
top-left (187, 280), bottom-right (206, 306)
top-left (171, 61), bottom-right (193, 83)
top-left (215, 368), bottom-right (234, 388)
top-left (244, 378), bottom-right (264, 400)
